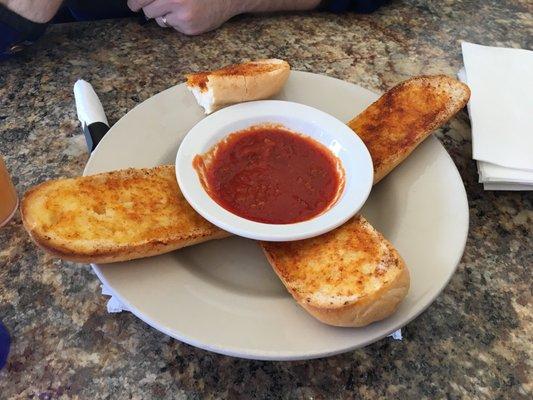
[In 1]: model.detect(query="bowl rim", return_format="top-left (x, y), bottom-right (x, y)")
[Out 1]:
top-left (175, 100), bottom-right (373, 241)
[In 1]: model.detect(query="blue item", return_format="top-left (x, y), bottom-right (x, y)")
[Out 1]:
top-left (0, 321), bottom-right (10, 370)
top-left (327, 0), bottom-right (387, 13)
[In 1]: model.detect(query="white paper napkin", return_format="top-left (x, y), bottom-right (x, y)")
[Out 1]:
top-left (100, 284), bottom-right (403, 340)
top-left (461, 42), bottom-right (533, 171)
top-left (459, 43), bottom-right (533, 190)
top-left (477, 161), bottom-right (533, 184)
top-left (483, 182), bottom-right (533, 191)
top-left (101, 284), bottom-right (131, 313)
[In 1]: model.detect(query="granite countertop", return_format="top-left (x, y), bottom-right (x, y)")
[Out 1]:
top-left (0, 0), bottom-right (531, 398)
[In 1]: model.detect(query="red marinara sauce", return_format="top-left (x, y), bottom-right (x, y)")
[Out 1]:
top-left (193, 125), bottom-right (344, 224)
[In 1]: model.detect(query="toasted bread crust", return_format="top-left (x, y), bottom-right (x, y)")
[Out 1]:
top-left (23, 218), bottom-right (229, 264)
top-left (261, 216), bottom-right (410, 327)
top-left (186, 59), bottom-right (290, 113)
top-left (21, 166), bottom-right (230, 264)
top-left (300, 263), bottom-right (409, 327)
top-left (186, 60), bottom-right (283, 91)
top-left (348, 75), bottom-right (470, 183)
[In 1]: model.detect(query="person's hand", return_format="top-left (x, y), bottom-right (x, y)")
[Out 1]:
top-left (127, 0), bottom-right (243, 35)
top-left (2, 0), bottom-right (64, 23)
top-left (128, 0), bottom-right (322, 35)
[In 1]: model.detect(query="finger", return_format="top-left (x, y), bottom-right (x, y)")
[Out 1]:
top-left (155, 16), bottom-right (171, 28)
top-left (164, 12), bottom-right (202, 35)
top-left (127, 0), bottom-right (155, 12)
top-left (142, 0), bottom-right (177, 19)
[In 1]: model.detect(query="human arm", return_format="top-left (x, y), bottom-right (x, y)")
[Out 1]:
top-left (0, 0), bottom-right (63, 59)
top-left (127, 0), bottom-right (322, 35)
top-left (1, 0), bottom-right (63, 22)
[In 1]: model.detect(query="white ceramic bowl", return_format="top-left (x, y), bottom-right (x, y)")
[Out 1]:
top-left (176, 100), bottom-right (373, 241)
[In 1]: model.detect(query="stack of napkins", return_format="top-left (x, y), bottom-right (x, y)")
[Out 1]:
top-left (459, 42), bottom-right (533, 190)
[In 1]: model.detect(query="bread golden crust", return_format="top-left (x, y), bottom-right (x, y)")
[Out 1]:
top-left (186, 60), bottom-right (283, 91)
top-left (300, 266), bottom-right (409, 327)
top-left (21, 166), bottom-right (229, 264)
top-left (348, 75), bottom-right (470, 183)
top-left (186, 59), bottom-right (290, 113)
top-left (261, 216), bottom-right (410, 327)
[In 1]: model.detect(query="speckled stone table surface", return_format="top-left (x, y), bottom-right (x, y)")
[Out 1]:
top-left (1, 0), bottom-right (532, 398)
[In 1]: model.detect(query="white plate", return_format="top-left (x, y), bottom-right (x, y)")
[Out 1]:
top-left (176, 100), bottom-right (373, 241)
top-left (84, 71), bottom-right (469, 361)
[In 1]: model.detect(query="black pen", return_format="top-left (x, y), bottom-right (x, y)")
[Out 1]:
top-left (73, 79), bottom-right (110, 153)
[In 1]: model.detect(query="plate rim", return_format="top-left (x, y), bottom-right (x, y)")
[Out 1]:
top-left (85, 71), bottom-right (469, 360)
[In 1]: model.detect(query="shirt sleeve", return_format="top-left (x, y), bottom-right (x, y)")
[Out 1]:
top-left (0, 4), bottom-right (48, 60)
top-left (324, 0), bottom-right (387, 13)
